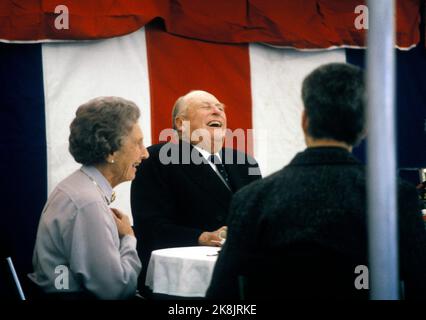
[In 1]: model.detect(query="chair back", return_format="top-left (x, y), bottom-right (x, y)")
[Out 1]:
top-left (0, 257), bottom-right (26, 300)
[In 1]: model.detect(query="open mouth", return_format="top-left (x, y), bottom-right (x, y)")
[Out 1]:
top-left (132, 162), bottom-right (140, 168)
top-left (207, 120), bottom-right (223, 128)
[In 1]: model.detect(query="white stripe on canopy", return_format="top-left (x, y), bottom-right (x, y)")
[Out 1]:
top-left (42, 28), bottom-right (151, 221)
top-left (250, 44), bottom-right (346, 176)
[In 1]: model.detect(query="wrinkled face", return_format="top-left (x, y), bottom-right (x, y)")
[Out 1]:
top-left (112, 123), bottom-right (149, 184)
top-left (179, 91), bottom-right (227, 152)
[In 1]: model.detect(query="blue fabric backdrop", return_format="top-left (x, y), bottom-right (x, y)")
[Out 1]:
top-left (0, 43), bottom-right (47, 288)
top-left (1, 43), bottom-right (426, 297)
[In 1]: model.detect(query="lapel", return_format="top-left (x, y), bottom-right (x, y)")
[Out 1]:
top-left (178, 142), bottom-right (232, 209)
top-left (220, 148), bottom-right (254, 191)
top-left (221, 149), bottom-right (239, 191)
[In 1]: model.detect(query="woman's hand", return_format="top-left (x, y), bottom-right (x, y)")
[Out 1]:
top-left (111, 208), bottom-right (135, 238)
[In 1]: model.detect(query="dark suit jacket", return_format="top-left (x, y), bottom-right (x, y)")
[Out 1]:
top-left (130, 141), bottom-right (261, 290)
top-left (207, 147), bottom-right (426, 299)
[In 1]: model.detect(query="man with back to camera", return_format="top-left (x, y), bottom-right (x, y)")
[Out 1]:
top-left (207, 63), bottom-right (426, 300)
top-left (131, 90), bottom-right (261, 293)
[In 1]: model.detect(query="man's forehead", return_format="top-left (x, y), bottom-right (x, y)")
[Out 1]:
top-left (186, 91), bottom-right (219, 104)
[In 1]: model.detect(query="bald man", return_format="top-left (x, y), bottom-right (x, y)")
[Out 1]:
top-left (131, 90), bottom-right (261, 293)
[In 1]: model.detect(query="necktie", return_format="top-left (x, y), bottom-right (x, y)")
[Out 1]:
top-left (209, 155), bottom-right (233, 191)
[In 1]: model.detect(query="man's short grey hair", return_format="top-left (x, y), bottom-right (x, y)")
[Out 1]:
top-left (172, 96), bottom-right (186, 131)
top-left (172, 90), bottom-right (214, 131)
top-left (302, 63), bottom-right (365, 146)
top-left (69, 96), bottom-right (140, 165)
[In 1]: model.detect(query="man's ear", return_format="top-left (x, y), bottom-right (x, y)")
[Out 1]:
top-left (302, 110), bottom-right (309, 135)
top-left (175, 116), bottom-right (184, 135)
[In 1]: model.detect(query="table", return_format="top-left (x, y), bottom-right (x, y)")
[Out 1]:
top-left (145, 246), bottom-right (220, 297)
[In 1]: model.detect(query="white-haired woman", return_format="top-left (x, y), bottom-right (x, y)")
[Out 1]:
top-left (29, 97), bottom-right (149, 299)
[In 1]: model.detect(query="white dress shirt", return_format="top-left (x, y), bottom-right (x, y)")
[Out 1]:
top-left (28, 166), bottom-right (141, 299)
top-left (194, 145), bottom-right (221, 172)
top-left (193, 145), bottom-right (231, 190)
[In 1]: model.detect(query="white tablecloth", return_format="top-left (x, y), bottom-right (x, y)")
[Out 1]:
top-left (145, 246), bottom-right (220, 297)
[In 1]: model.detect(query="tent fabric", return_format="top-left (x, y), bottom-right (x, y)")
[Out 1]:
top-left (1, 26), bottom-right (349, 277)
top-left (2, 2), bottom-right (426, 295)
top-left (0, 0), bottom-right (421, 49)
top-left (4, 25), bottom-right (426, 278)
top-left (1, 43), bottom-right (47, 279)
top-left (39, 26), bottom-right (346, 221)
top-left (347, 45), bottom-right (426, 172)
top-left (145, 22), bottom-right (253, 151)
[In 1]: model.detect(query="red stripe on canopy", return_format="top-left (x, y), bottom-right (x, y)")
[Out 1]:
top-left (145, 23), bottom-right (253, 154)
top-left (0, 0), bottom-right (420, 49)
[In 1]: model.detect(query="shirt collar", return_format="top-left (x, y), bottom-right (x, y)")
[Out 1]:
top-left (80, 165), bottom-right (114, 202)
top-left (289, 147), bottom-right (361, 167)
top-left (193, 145), bottom-right (222, 162)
